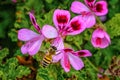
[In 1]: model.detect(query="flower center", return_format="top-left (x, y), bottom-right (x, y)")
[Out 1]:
top-left (96, 4), bottom-right (103, 12)
top-left (70, 20), bottom-right (81, 30)
top-left (57, 15), bottom-right (68, 24)
top-left (96, 37), bottom-right (102, 45)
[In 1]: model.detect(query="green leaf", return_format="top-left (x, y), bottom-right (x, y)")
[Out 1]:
top-left (105, 14), bottom-right (120, 38)
top-left (0, 48), bottom-right (9, 64)
top-left (8, 29), bottom-right (18, 42)
top-left (37, 10), bottom-right (54, 27)
top-left (16, 66), bottom-right (31, 78)
top-left (45, 0), bottom-right (53, 3)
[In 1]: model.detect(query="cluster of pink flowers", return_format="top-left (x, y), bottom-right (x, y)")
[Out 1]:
top-left (18, 0), bottom-right (110, 72)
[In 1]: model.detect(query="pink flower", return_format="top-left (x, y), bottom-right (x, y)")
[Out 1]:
top-left (42, 9), bottom-right (86, 50)
top-left (53, 48), bottom-right (92, 72)
top-left (18, 12), bottom-right (45, 55)
top-left (91, 28), bottom-right (111, 48)
top-left (29, 12), bottom-right (41, 33)
top-left (70, 0), bottom-right (108, 28)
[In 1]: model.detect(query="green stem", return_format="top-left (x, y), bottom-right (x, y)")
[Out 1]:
top-left (95, 16), bottom-right (106, 30)
top-left (85, 58), bottom-right (98, 72)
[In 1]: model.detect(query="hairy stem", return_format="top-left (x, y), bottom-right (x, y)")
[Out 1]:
top-left (85, 58), bottom-right (99, 72)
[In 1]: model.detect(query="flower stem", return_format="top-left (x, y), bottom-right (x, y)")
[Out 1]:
top-left (85, 58), bottom-right (98, 72)
top-left (95, 16), bottom-right (106, 30)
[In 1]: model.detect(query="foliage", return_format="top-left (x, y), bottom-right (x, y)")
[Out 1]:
top-left (0, 0), bottom-right (120, 80)
top-left (105, 14), bottom-right (120, 38)
top-left (0, 48), bottom-right (31, 80)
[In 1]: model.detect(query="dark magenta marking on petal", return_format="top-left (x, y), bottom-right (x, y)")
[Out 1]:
top-left (96, 37), bottom-right (102, 45)
top-left (71, 20), bottom-right (81, 30)
top-left (64, 49), bottom-right (73, 52)
top-left (36, 24), bottom-right (41, 32)
top-left (31, 17), bottom-right (36, 25)
top-left (87, 0), bottom-right (94, 2)
top-left (78, 52), bottom-right (86, 56)
top-left (57, 15), bottom-right (68, 24)
top-left (96, 4), bottom-right (103, 12)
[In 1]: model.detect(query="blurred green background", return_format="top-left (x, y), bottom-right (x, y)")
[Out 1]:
top-left (0, 0), bottom-right (120, 80)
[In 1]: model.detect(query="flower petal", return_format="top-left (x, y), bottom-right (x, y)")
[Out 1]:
top-left (91, 37), bottom-right (109, 48)
top-left (104, 31), bottom-right (111, 43)
top-left (84, 0), bottom-right (96, 7)
top-left (18, 29), bottom-right (39, 41)
top-left (94, 1), bottom-right (108, 16)
top-left (70, 1), bottom-right (90, 14)
top-left (79, 15), bottom-right (96, 28)
top-left (29, 12), bottom-right (41, 32)
top-left (68, 53), bottom-right (84, 70)
top-left (66, 16), bottom-right (86, 35)
top-left (21, 35), bottom-right (44, 55)
top-left (52, 52), bottom-right (63, 63)
top-left (42, 25), bottom-right (58, 38)
top-left (75, 50), bottom-right (92, 57)
top-left (91, 28), bottom-right (111, 48)
top-left (53, 9), bottom-right (70, 30)
top-left (28, 35), bottom-right (45, 55)
top-left (92, 28), bottom-right (105, 38)
top-left (61, 52), bottom-right (70, 72)
top-left (21, 45), bottom-right (28, 54)
top-left (100, 37), bottom-right (110, 48)
top-left (52, 37), bottom-right (64, 50)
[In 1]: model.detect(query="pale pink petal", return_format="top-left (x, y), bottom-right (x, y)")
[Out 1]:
top-left (91, 29), bottom-right (111, 48)
top-left (52, 37), bottom-right (64, 50)
top-left (29, 12), bottom-right (41, 32)
top-left (42, 25), bottom-right (58, 38)
top-left (28, 35), bottom-right (44, 55)
top-left (18, 29), bottom-right (39, 41)
top-left (21, 45), bottom-right (28, 54)
top-left (94, 1), bottom-right (108, 16)
top-left (61, 52), bottom-right (70, 72)
top-left (104, 31), bottom-right (111, 43)
top-left (79, 15), bottom-right (96, 28)
top-left (53, 9), bottom-right (70, 30)
top-left (92, 28), bottom-right (105, 38)
top-left (100, 37), bottom-right (110, 48)
top-left (68, 53), bottom-right (84, 70)
top-left (84, 0), bottom-right (96, 7)
top-left (66, 16), bottom-right (86, 35)
top-left (91, 37), bottom-right (109, 48)
top-left (70, 1), bottom-right (90, 14)
top-left (91, 37), bottom-right (99, 48)
top-left (21, 35), bottom-right (44, 55)
top-left (52, 52), bottom-right (63, 63)
top-left (75, 50), bottom-right (92, 57)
